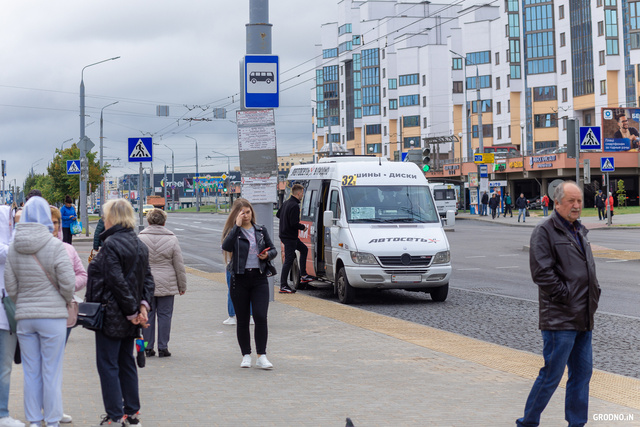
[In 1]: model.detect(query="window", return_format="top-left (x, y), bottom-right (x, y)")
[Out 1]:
top-left (508, 125), bottom-right (511, 138)
top-left (452, 58), bottom-right (463, 70)
top-left (422, 96), bottom-right (426, 107)
top-left (496, 77), bottom-right (501, 90)
top-left (383, 126), bottom-right (387, 136)
top-left (453, 81), bottom-right (463, 93)
top-left (383, 87), bottom-right (386, 98)
top-left (329, 190), bottom-right (342, 220)
top-left (598, 21), bottom-right (604, 36)
top-left (399, 74), bottom-right (419, 86)
top-left (562, 88), bottom-right (568, 102)
top-left (600, 80), bottom-right (607, 94)
top-left (323, 48), bottom-right (338, 58)
top-left (422, 75), bottom-right (426, 86)
top-left (605, 8), bottom-right (619, 54)
top-left (470, 100), bottom-right (493, 113)
top-left (632, 2), bottom-right (640, 30)
top-left (508, 99), bottom-right (510, 113)
top-left (362, 48), bottom-right (380, 67)
top-left (534, 113), bottom-right (558, 128)
top-left (352, 35), bottom-right (361, 45)
top-left (403, 137), bottom-right (421, 148)
top-left (559, 4), bottom-right (564, 19)
top-left (533, 86), bottom-right (557, 101)
top-left (389, 99), bottom-right (398, 110)
top-left (585, 113), bottom-right (592, 126)
top-left (388, 79), bottom-right (397, 89)
top-left (399, 95), bottom-right (419, 107)
top-left (560, 33), bottom-right (566, 47)
top-left (403, 116), bottom-right (420, 127)
top-left (366, 143), bottom-right (382, 154)
top-left (472, 125), bottom-right (493, 137)
top-left (339, 41), bottom-right (353, 53)
top-left (466, 75), bottom-right (491, 89)
top-left (497, 127), bottom-right (502, 140)
top-left (383, 107), bottom-right (387, 117)
top-left (561, 60), bottom-right (567, 74)
top-left (598, 50), bottom-right (605, 65)
top-left (495, 52), bottom-right (500, 65)
top-left (466, 51), bottom-right (491, 65)
top-left (497, 101), bottom-right (501, 115)
top-left (366, 124), bottom-right (381, 135)
top-left (338, 23), bottom-right (352, 36)
top-left (423, 117), bottom-right (427, 128)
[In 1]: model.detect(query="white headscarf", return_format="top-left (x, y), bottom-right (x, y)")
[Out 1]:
top-left (21, 196), bottom-right (54, 232)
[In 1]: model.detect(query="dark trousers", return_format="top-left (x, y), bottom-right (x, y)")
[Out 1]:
top-left (490, 207), bottom-right (497, 219)
top-left (62, 227), bottom-right (72, 244)
top-left (142, 295), bottom-right (175, 351)
top-left (230, 269), bottom-right (269, 355)
top-left (280, 238), bottom-right (308, 287)
top-left (504, 205), bottom-right (512, 217)
top-left (597, 207), bottom-right (605, 220)
top-left (95, 331), bottom-right (140, 421)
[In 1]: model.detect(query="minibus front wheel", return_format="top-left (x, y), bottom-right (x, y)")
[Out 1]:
top-left (336, 267), bottom-right (356, 304)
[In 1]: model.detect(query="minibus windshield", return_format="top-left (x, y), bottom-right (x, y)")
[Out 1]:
top-left (342, 186), bottom-right (440, 223)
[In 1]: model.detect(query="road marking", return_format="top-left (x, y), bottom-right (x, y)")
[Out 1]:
top-left (465, 255), bottom-right (486, 259)
top-left (496, 266), bottom-right (519, 269)
top-left (605, 259), bottom-right (628, 263)
top-left (457, 268), bottom-right (481, 271)
top-left (174, 228), bottom-right (184, 231)
top-left (498, 254), bottom-right (519, 257)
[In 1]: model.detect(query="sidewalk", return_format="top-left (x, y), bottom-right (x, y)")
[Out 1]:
top-left (7, 270), bottom-right (639, 426)
top-left (457, 210), bottom-right (640, 230)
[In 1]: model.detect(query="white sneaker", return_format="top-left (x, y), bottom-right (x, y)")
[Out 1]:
top-left (250, 316), bottom-right (255, 325)
top-left (223, 316), bottom-right (236, 325)
top-left (60, 413), bottom-right (72, 423)
top-left (240, 354), bottom-right (252, 368)
top-left (0, 417), bottom-right (25, 427)
top-left (256, 355), bottom-right (273, 370)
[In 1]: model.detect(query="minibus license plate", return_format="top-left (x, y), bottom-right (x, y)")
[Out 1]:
top-left (391, 275), bottom-right (421, 283)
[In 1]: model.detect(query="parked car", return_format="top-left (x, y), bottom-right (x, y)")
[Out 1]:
top-left (527, 198), bottom-right (542, 210)
top-left (142, 204), bottom-right (154, 216)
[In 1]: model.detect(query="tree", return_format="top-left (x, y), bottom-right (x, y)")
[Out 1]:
top-left (23, 173), bottom-right (56, 205)
top-left (616, 179), bottom-right (627, 208)
top-left (47, 144), bottom-right (108, 204)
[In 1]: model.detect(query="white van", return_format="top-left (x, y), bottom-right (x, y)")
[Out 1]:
top-left (427, 183), bottom-right (458, 218)
top-left (284, 156), bottom-right (451, 304)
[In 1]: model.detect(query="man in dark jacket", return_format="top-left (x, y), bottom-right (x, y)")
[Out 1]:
top-left (595, 190), bottom-right (605, 220)
top-left (277, 184), bottom-right (313, 293)
top-left (516, 181), bottom-right (601, 427)
top-left (488, 193), bottom-right (500, 219)
top-left (93, 217), bottom-right (105, 250)
top-left (515, 193), bottom-right (528, 223)
top-left (503, 192), bottom-right (513, 217)
top-left (480, 191), bottom-right (489, 216)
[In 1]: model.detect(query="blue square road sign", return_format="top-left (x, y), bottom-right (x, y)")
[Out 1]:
top-left (600, 157), bottom-right (615, 172)
top-left (580, 126), bottom-right (601, 150)
top-left (128, 138), bottom-right (153, 162)
top-left (66, 160), bottom-right (81, 175)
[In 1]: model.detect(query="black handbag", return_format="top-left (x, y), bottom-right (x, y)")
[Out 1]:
top-left (76, 302), bottom-right (104, 330)
top-left (265, 260), bottom-right (277, 277)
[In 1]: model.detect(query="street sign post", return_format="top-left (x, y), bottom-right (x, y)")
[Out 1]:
top-left (474, 153), bottom-right (495, 164)
top-left (66, 160), bottom-right (81, 175)
top-left (244, 55), bottom-right (279, 109)
top-left (580, 126), bottom-right (601, 150)
top-left (600, 157), bottom-right (615, 172)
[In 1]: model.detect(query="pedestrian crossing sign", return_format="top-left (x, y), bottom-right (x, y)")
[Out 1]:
top-left (579, 126), bottom-right (601, 150)
top-left (128, 137), bottom-right (153, 162)
top-left (66, 160), bottom-right (80, 175)
top-left (600, 157), bottom-right (615, 172)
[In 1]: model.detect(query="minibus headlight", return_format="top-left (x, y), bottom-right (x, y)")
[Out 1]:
top-left (432, 251), bottom-right (450, 264)
top-left (350, 251), bottom-right (379, 265)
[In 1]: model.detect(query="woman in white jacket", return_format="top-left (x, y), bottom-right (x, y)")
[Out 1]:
top-left (4, 197), bottom-right (75, 427)
top-left (138, 208), bottom-right (186, 358)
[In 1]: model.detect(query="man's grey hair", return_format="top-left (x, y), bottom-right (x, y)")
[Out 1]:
top-left (553, 180), bottom-right (582, 204)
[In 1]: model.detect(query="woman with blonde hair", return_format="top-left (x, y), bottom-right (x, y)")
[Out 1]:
top-left (85, 199), bottom-right (154, 426)
top-left (138, 208), bottom-right (187, 358)
top-left (221, 198), bottom-right (277, 369)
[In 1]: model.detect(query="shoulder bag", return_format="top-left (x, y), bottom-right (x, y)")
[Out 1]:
top-left (32, 254), bottom-right (79, 328)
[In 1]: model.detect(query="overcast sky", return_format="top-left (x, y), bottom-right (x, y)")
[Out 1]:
top-left (0, 0), bottom-right (339, 191)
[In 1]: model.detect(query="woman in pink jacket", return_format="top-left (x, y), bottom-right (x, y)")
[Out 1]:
top-left (49, 206), bottom-right (86, 425)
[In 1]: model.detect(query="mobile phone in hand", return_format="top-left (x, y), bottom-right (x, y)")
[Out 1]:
top-left (259, 247), bottom-right (271, 255)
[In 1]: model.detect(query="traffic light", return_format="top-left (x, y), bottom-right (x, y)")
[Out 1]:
top-left (223, 178), bottom-right (229, 193)
top-left (422, 147), bottom-right (431, 172)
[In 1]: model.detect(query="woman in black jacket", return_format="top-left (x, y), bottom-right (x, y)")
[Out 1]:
top-left (222, 198), bottom-right (277, 370)
top-left (86, 199), bottom-right (155, 426)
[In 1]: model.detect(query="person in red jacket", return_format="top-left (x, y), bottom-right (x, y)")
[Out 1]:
top-left (541, 194), bottom-right (550, 217)
top-left (606, 192), bottom-right (614, 223)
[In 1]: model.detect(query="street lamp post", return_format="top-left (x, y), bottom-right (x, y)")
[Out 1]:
top-left (163, 144), bottom-right (176, 211)
top-left (185, 136), bottom-right (199, 212)
top-left (209, 150), bottom-right (233, 211)
top-left (80, 56), bottom-right (120, 236)
top-left (520, 122), bottom-right (526, 156)
top-left (60, 138), bottom-right (73, 151)
top-left (99, 101), bottom-right (118, 214)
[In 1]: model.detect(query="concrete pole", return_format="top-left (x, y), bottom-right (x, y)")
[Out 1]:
top-left (100, 102), bottom-right (118, 213)
top-left (163, 164), bottom-right (168, 212)
top-left (247, 0), bottom-right (275, 300)
top-left (138, 163), bottom-right (144, 231)
top-left (476, 66), bottom-right (483, 154)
